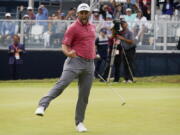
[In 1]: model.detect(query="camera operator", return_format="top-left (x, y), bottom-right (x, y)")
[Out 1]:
top-left (115, 20), bottom-right (136, 83)
top-left (101, 31), bottom-right (123, 82)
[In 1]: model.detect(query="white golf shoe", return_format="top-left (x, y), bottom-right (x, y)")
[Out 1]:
top-left (76, 122), bottom-right (87, 132)
top-left (127, 80), bottom-right (133, 83)
top-left (35, 106), bottom-right (45, 116)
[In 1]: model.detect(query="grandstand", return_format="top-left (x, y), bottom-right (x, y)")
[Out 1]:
top-left (0, 0), bottom-right (180, 80)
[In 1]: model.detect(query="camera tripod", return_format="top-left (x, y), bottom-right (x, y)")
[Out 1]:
top-left (107, 39), bottom-right (134, 83)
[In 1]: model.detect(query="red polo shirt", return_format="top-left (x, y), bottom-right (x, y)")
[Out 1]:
top-left (62, 19), bottom-right (96, 59)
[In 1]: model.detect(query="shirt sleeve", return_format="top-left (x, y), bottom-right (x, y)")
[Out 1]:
top-left (128, 31), bottom-right (134, 41)
top-left (62, 25), bottom-right (75, 46)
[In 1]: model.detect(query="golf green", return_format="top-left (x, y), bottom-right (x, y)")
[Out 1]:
top-left (0, 76), bottom-right (180, 135)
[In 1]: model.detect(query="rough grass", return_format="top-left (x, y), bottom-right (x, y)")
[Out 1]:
top-left (0, 75), bottom-right (180, 135)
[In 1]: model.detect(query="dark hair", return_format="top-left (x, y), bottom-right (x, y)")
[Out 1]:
top-left (13, 34), bottom-right (20, 41)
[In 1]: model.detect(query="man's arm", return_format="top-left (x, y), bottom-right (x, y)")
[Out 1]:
top-left (62, 44), bottom-right (77, 58)
top-left (116, 35), bottom-right (134, 45)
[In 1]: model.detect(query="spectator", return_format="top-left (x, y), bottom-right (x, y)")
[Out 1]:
top-left (90, 8), bottom-right (104, 34)
top-left (145, 4), bottom-right (151, 20)
top-left (100, 4), bottom-right (113, 20)
top-left (133, 10), bottom-right (148, 45)
top-left (113, 4), bottom-right (123, 19)
top-left (102, 14), bottom-right (114, 36)
top-left (1, 13), bottom-right (16, 46)
top-left (50, 12), bottom-right (68, 48)
top-left (27, 6), bottom-right (36, 20)
top-left (139, 0), bottom-right (151, 20)
top-left (8, 35), bottom-right (25, 80)
top-left (124, 8), bottom-right (137, 29)
top-left (23, 14), bottom-right (31, 37)
top-left (60, 12), bottom-right (66, 20)
top-left (36, 5), bottom-right (49, 32)
top-left (90, 8), bottom-right (104, 22)
top-left (162, 0), bottom-right (174, 16)
top-left (173, 1), bottom-right (180, 20)
top-left (65, 7), bottom-right (76, 20)
top-left (18, 5), bottom-right (26, 19)
top-left (95, 28), bottom-right (109, 78)
top-left (23, 14), bottom-right (31, 43)
top-left (123, 0), bottom-right (136, 13)
top-left (131, 0), bottom-right (138, 4)
top-left (55, 9), bottom-right (61, 19)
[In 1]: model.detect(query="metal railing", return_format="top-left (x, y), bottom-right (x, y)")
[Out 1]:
top-left (0, 19), bottom-right (179, 51)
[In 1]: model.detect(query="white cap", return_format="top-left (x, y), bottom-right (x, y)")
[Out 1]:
top-left (77, 3), bottom-right (90, 13)
top-left (93, 8), bottom-right (99, 12)
top-left (23, 14), bottom-right (29, 18)
top-left (126, 8), bottom-right (132, 11)
top-left (106, 14), bottom-right (112, 19)
top-left (5, 13), bottom-right (11, 17)
top-left (27, 7), bottom-right (33, 10)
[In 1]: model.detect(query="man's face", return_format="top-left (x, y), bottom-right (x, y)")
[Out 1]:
top-left (126, 10), bottom-right (132, 16)
top-left (13, 36), bottom-right (20, 44)
top-left (93, 12), bottom-right (99, 16)
top-left (103, 5), bottom-right (108, 11)
top-left (137, 12), bottom-right (142, 17)
top-left (24, 17), bottom-right (29, 20)
top-left (121, 22), bottom-right (128, 29)
top-left (38, 8), bottom-right (43, 14)
top-left (116, 5), bottom-right (122, 11)
top-left (28, 9), bottom-right (33, 13)
top-left (77, 11), bottom-right (90, 25)
top-left (6, 16), bottom-right (11, 19)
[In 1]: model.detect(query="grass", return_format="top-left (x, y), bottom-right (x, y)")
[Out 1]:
top-left (0, 75), bottom-right (180, 135)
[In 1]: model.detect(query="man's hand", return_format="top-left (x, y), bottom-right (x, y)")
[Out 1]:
top-left (114, 39), bottom-right (121, 45)
top-left (10, 50), bottom-right (14, 53)
top-left (62, 44), bottom-right (77, 58)
top-left (116, 35), bottom-right (126, 41)
top-left (67, 50), bottom-right (77, 58)
top-left (116, 35), bottom-right (134, 45)
top-left (17, 49), bottom-right (22, 53)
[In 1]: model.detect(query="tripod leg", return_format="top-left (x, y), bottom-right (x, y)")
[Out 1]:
top-left (107, 44), bottom-right (117, 82)
top-left (122, 47), bottom-right (135, 82)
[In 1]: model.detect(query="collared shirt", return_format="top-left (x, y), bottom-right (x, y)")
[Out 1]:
top-left (1, 21), bottom-right (16, 35)
top-left (95, 35), bottom-right (109, 58)
top-left (36, 8), bottom-right (48, 26)
top-left (120, 29), bottom-right (136, 50)
top-left (134, 16), bottom-right (148, 29)
top-left (124, 14), bottom-right (137, 29)
top-left (8, 43), bottom-right (25, 64)
top-left (62, 19), bottom-right (96, 59)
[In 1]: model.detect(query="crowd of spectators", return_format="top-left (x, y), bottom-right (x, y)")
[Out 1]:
top-left (0, 0), bottom-right (180, 48)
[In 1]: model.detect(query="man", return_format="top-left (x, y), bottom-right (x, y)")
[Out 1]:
top-left (36, 5), bottom-right (48, 32)
top-left (65, 7), bottom-right (77, 20)
top-left (116, 20), bottom-right (136, 83)
top-left (1, 13), bottom-right (16, 46)
top-left (123, 0), bottom-right (136, 13)
top-left (124, 8), bottom-right (136, 29)
top-left (27, 6), bottom-right (36, 20)
top-left (95, 28), bottom-right (109, 78)
top-left (8, 35), bottom-right (25, 80)
top-left (35, 3), bottom-right (96, 132)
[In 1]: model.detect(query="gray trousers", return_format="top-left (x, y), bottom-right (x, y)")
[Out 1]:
top-left (38, 56), bottom-right (95, 125)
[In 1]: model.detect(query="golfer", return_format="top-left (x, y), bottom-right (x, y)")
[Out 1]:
top-left (35, 3), bottom-right (96, 132)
